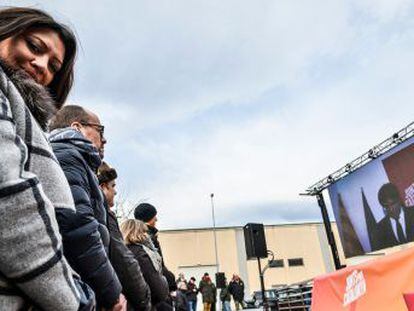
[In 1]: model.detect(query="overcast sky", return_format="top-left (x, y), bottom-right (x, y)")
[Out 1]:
top-left (6, 0), bottom-right (414, 229)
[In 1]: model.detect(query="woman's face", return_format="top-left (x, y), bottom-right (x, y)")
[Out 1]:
top-left (0, 28), bottom-right (65, 87)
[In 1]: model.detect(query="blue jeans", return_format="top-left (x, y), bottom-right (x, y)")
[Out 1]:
top-left (188, 300), bottom-right (197, 311)
top-left (222, 301), bottom-right (231, 311)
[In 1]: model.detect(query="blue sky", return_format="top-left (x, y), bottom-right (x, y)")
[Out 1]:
top-left (6, 0), bottom-right (414, 228)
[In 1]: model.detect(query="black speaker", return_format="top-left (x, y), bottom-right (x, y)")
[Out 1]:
top-left (215, 272), bottom-right (226, 288)
top-left (244, 223), bottom-right (267, 259)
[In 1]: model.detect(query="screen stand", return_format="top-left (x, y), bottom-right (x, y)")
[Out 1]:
top-left (317, 192), bottom-right (343, 270)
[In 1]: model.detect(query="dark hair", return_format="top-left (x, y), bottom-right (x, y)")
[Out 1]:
top-left (98, 161), bottom-right (118, 185)
top-left (49, 105), bottom-right (89, 130)
top-left (0, 7), bottom-right (77, 107)
top-left (378, 183), bottom-right (401, 207)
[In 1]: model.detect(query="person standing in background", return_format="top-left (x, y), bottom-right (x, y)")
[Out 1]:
top-left (187, 277), bottom-right (199, 311)
top-left (177, 273), bottom-right (188, 292)
top-left (220, 279), bottom-right (232, 311)
top-left (176, 273), bottom-right (189, 311)
top-left (229, 275), bottom-right (245, 310)
top-left (199, 274), bottom-right (216, 311)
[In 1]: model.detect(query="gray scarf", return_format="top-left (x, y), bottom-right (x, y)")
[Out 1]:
top-left (141, 237), bottom-right (163, 273)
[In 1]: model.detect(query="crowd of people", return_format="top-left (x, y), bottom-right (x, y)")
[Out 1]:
top-left (0, 6), bottom-right (248, 311)
top-left (174, 273), bottom-right (246, 311)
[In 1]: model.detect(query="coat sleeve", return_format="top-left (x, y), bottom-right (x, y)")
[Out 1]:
top-left (0, 91), bottom-right (79, 310)
top-left (107, 214), bottom-right (151, 310)
top-left (228, 282), bottom-right (233, 295)
top-left (163, 266), bottom-right (177, 291)
top-left (54, 149), bottom-right (122, 308)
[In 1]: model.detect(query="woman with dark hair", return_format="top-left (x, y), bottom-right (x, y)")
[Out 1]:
top-left (0, 7), bottom-right (95, 310)
top-left (0, 6), bottom-right (77, 107)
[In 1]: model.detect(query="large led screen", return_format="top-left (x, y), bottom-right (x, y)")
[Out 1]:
top-left (328, 136), bottom-right (414, 258)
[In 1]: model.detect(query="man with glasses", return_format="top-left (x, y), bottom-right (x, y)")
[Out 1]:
top-left (376, 182), bottom-right (414, 250)
top-left (49, 105), bottom-right (124, 311)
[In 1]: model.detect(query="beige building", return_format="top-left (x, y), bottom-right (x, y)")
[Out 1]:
top-left (158, 222), bottom-right (346, 297)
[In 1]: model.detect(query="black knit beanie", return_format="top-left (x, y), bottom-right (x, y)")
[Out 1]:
top-left (134, 203), bottom-right (157, 222)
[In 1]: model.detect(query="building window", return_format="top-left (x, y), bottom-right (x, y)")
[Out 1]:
top-left (288, 258), bottom-right (304, 267)
top-left (269, 259), bottom-right (284, 268)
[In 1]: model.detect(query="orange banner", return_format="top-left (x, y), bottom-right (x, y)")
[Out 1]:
top-left (311, 247), bottom-right (414, 311)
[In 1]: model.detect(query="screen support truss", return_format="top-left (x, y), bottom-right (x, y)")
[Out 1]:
top-left (302, 121), bottom-right (414, 270)
top-left (304, 121), bottom-right (414, 196)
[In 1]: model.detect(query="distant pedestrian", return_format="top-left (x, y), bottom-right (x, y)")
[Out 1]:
top-left (177, 273), bottom-right (189, 292)
top-left (220, 279), bottom-right (232, 311)
top-left (175, 290), bottom-right (189, 311)
top-left (229, 274), bottom-right (245, 310)
top-left (199, 274), bottom-right (216, 311)
top-left (187, 277), bottom-right (199, 311)
top-left (175, 273), bottom-right (189, 311)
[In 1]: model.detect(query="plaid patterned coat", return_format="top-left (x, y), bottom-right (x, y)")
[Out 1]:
top-left (0, 64), bottom-right (80, 310)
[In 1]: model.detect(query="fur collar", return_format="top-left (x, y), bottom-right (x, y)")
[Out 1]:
top-left (0, 60), bottom-right (57, 130)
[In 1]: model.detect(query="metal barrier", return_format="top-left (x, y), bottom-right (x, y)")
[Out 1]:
top-left (272, 280), bottom-right (313, 311)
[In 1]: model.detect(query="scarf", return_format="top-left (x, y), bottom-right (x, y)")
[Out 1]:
top-left (141, 236), bottom-right (163, 273)
top-left (0, 59), bottom-right (56, 130)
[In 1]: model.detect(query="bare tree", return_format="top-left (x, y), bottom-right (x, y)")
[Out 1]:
top-left (113, 191), bottom-right (151, 222)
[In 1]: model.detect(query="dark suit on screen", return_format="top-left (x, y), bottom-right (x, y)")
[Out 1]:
top-left (376, 206), bottom-right (414, 250)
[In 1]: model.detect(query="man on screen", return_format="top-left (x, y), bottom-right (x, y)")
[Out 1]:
top-left (376, 183), bottom-right (414, 249)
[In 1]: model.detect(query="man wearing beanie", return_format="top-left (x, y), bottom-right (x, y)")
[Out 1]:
top-left (134, 203), bottom-right (178, 304)
top-left (134, 203), bottom-right (161, 255)
top-left (98, 162), bottom-right (151, 310)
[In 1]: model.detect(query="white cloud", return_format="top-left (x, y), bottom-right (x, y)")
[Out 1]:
top-left (115, 21), bottom-right (414, 228)
top-left (351, 0), bottom-right (412, 22)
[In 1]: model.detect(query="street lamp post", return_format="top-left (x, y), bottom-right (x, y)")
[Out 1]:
top-left (210, 193), bottom-right (219, 273)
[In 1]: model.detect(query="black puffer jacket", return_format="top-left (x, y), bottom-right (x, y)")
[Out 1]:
top-left (127, 241), bottom-right (169, 306)
top-left (106, 206), bottom-right (151, 310)
top-left (50, 128), bottom-right (122, 309)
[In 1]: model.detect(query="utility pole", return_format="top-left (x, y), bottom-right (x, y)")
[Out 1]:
top-left (210, 193), bottom-right (219, 272)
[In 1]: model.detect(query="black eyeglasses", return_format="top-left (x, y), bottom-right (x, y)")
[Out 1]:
top-left (80, 122), bottom-right (105, 137)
